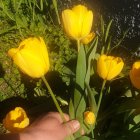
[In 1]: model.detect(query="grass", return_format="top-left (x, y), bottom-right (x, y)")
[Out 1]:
top-left (0, 0), bottom-right (76, 132)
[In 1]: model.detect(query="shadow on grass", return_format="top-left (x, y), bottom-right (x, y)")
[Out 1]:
top-left (0, 63), bottom-right (5, 78)
top-left (0, 96), bottom-right (56, 123)
top-left (0, 71), bottom-right (70, 123)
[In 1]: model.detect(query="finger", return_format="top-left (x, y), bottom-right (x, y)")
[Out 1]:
top-left (46, 112), bottom-right (70, 123)
top-left (81, 128), bottom-right (85, 135)
top-left (61, 120), bottom-right (80, 137)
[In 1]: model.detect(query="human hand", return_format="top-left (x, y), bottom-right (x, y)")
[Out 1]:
top-left (20, 112), bottom-right (80, 140)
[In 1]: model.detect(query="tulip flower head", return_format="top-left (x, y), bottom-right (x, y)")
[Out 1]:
top-left (97, 55), bottom-right (124, 80)
top-left (62, 5), bottom-right (93, 41)
top-left (84, 111), bottom-right (96, 125)
top-left (8, 37), bottom-right (50, 78)
top-left (130, 61), bottom-right (140, 89)
top-left (3, 107), bottom-right (29, 133)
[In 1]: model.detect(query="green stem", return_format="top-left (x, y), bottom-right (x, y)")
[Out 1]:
top-left (42, 77), bottom-right (74, 140)
top-left (41, 76), bottom-right (66, 122)
top-left (77, 40), bottom-right (80, 52)
top-left (97, 80), bottom-right (106, 114)
top-left (91, 126), bottom-right (94, 139)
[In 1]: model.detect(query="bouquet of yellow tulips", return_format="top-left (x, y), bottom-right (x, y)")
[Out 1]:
top-left (1, 1), bottom-right (140, 140)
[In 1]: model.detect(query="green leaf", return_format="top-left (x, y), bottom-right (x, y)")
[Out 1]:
top-left (85, 37), bottom-right (98, 84)
top-left (56, 96), bottom-right (68, 106)
top-left (74, 44), bottom-right (86, 112)
top-left (0, 0), bottom-right (15, 21)
top-left (99, 98), bottom-right (140, 121)
top-left (101, 15), bottom-right (105, 36)
top-left (134, 114), bottom-right (140, 124)
top-left (76, 136), bottom-right (92, 140)
top-left (84, 37), bottom-right (98, 115)
top-left (124, 109), bottom-right (135, 123)
top-left (52, 0), bottom-right (60, 24)
top-left (15, 15), bottom-right (28, 28)
top-left (0, 26), bottom-right (17, 35)
top-left (106, 36), bottom-right (111, 53)
top-left (105, 19), bottom-right (113, 43)
top-left (114, 29), bottom-right (130, 48)
top-left (73, 44), bottom-right (87, 137)
top-left (40, 0), bottom-right (44, 11)
top-left (85, 82), bottom-right (97, 115)
top-left (75, 95), bottom-right (86, 121)
top-left (65, 135), bottom-right (75, 140)
top-left (126, 132), bottom-right (140, 140)
top-left (129, 114), bottom-right (140, 132)
top-left (117, 99), bottom-right (140, 113)
top-left (69, 99), bottom-right (75, 119)
top-left (109, 29), bottom-right (129, 53)
top-left (15, 0), bottom-right (23, 12)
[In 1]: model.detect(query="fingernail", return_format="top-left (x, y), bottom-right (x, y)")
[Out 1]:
top-left (72, 120), bottom-right (80, 130)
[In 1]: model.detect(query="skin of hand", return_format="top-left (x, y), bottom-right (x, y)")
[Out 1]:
top-left (20, 112), bottom-right (80, 140)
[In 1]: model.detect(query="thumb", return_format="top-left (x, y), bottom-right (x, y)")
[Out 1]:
top-left (61, 120), bottom-right (80, 137)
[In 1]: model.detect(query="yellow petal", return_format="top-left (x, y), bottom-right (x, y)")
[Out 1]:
top-left (72, 5), bottom-right (88, 14)
top-left (84, 111), bottom-right (96, 125)
top-left (72, 5), bottom-right (88, 37)
top-left (62, 9), bottom-right (78, 39)
top-left (97, 55), bottom-right (108, 79)
top-left (81, 32), bottom-right (95, 44)
top-left (19, 118), bottom-right (30, 128)
top-left (107, 59), bottom-right (124, 80)
top-left (130, 61), bottom-right (140, 89)
top-left (38, 37), bottom-right (50, 69)
top-left (8, 48), bottom-right (19, 58)
top-left (13, 50), bottom-right (47, 78)
top-left (81, 10), bottom-right (93, 38)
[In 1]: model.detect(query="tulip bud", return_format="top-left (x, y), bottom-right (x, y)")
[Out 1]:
top-left (3, 107), bottom-right (29, 133)
top-left (84, 111), bottom-right (96, 125)
top-left (97, 55), bottom-right (124, 80)
top-left (130, 61), bottom-right (140, 89)
top-left (81, 32), bottom-right (95, 44)
top-left (8, 37), bottom-right (50, 78)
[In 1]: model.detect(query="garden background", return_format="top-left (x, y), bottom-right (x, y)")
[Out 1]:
top-left (0, 0), bottom-right (140, 139)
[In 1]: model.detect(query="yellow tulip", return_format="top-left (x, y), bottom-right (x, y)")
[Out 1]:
top-left (62, 4), bottom-right (93, 40)
top-left (130, 61), bottom-right (140, 89)
top-left (3, 107), bottom-right (29, 133)
top-left (84, 111), bottom-right (96, 125)
top-left (81, 32), bottom-right (95, 44)
top-left (8, 37), bottom-right (50, 78)
top-left (97, 55), bottom-right (124, 80)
